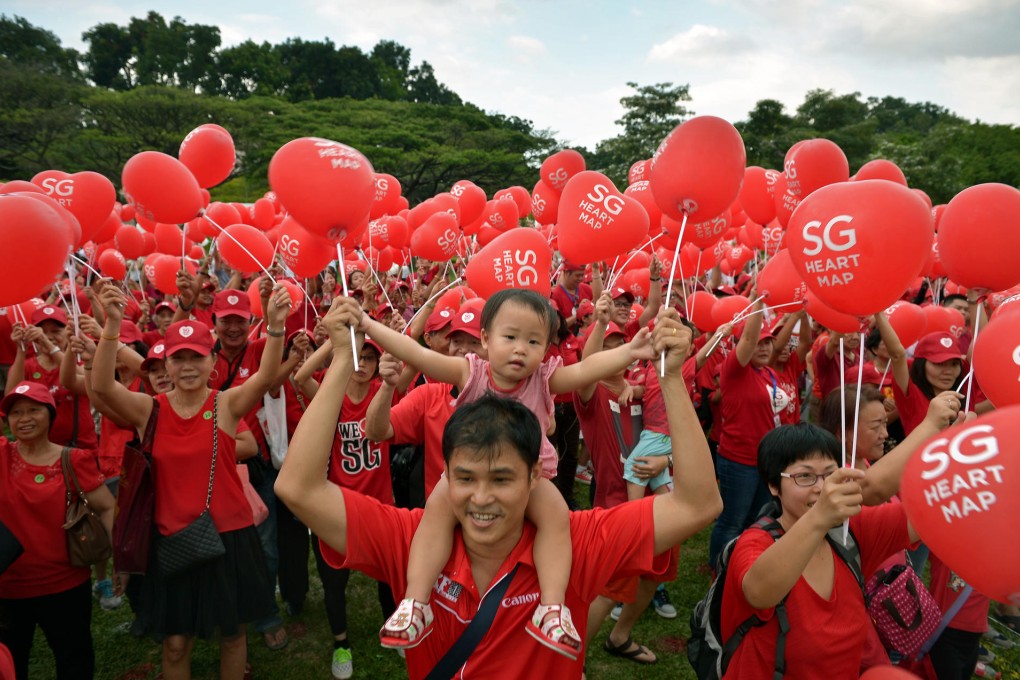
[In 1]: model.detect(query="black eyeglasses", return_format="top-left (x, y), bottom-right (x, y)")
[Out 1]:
top-left (780, 470), bottom-right (836, 487)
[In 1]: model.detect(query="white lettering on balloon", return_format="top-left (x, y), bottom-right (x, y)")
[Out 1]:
top-left (577, 184), bottom-right (624, 231)
top-left (491, 249), bottom-right (539, 288)
top-left (802, 215), bottom-right (859, 287)
top-left (919, 424), bottom-right (1005, 524)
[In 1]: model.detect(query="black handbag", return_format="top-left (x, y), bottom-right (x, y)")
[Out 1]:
top-left (0, 519), bottom-right (24, 575)
top-left (156, 395), bottom-right (225, 577)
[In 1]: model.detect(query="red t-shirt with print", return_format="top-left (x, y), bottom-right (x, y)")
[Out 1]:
top-left (327, 380), bottom-right (394, 505)
top-left (718, 351), bottom-right (781, 466)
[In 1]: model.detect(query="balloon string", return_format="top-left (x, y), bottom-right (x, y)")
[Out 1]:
top-left (839, 336), bottom-right (847, 472)
top-left (606, 233), bottom-right (665, 291)
top-left (606, 255), bottom-right (621, 293)
top-left (335, 243), bottom-right (360, 372)
top-left (181, 222), bottom-right (187, 263)
top-left (401, 276), bottom-right (464, 333)
top-left (964, 306), bottom-right (981, 412)
top-left (357, 248), bottom-right (394, 312)
top-left (549, 263), bottom-right (563, 287)
top-left (687, 250), bottom-right (704, 319)
top-left (878, 359), bottom-right (891, 388)
top-left (844, 332), bottom-right (866, 545)
top-left (70, 254), bottom-right (104, 280)
top-left (64, 259), bottom-right (80, 338)
top-left (248, 318), bottom-right (263, 342)
top-left (202, 212), bottom-right (275, 280)
top-left (661, 212), bottom-right (690, 377)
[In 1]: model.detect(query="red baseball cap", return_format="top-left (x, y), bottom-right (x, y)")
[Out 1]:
top-left (31, 305), bottom-right (67, 326)
top-left (119, 320), bottom-right (143, 345)
top-left (449, 299), bottom-right (484, 339)
top-left (582, 320), bottom-right (625, 346)
top-left (371, 303), bottom-right (394, 321)
top-left (610, 286), bottom-right (635, 302)
top-left (212, 290), bottom-right (251, 319)
top-left (0, 381), bottom-right (56, 418)
top-left (164, 320), bottom-right (214, 357)
top-left (425, 306), bottom-right (455, 334)
top-left (389, 280), bottom-right (410, 292)
top-left (140, 341), bottom-right (166, 372)
top-left (844, 363), bottom-right (892, 388)
top-left (200, 280), bottom-right (217, 291)
top-left (153, 300), bottom-right (176, 315)
top-left (562, 261), bottom-right (585, 272)
top-left (576, 299), bottom-right (595, 319)
top-left (914, 332), bottom-right (965, 364)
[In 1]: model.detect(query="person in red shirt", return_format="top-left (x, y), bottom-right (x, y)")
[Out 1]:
top-left (549, 262), bottom-right (594, 331)
top-left (769, 310), bottom-right (812, 426)
top-left (276, 300), bottom-right (722, 680)
top-left (6, 306), bottom-right (98, 450)
top-left (0, 382), bottom-right (115, 680)
top-left (721, 393), bottom-right (961, 680)
top-left (812, 327), bottom-right (862, 401)
top-left (141, 300), bottom-right (176, 348)
top-left (709, 299), bottom-right (789, 568)
top-left (91, 282), bottom-right (291, 680)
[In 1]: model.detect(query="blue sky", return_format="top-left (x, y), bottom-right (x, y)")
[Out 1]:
top-left (5, 0), bottom-right (1019, 149)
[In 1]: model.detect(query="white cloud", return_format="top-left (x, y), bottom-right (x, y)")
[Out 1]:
top-left (648, 24), bottom-right (752, 63)
top-left (505, 35), bottom-right (546, 57)
top-left (941, 55), bottom-right (1020, 125)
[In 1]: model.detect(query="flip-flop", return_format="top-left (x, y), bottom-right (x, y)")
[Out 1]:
top-left (603, 636), bottom-right (658, 665)
top-left (263, 625), bottom-right (289, 651)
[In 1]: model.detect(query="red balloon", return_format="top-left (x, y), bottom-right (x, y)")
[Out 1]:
top-left (922, 241), bottom-right (948, 280)
top-left (482, 199), bottom-right (519, 233)
top-left (712, 295), bottom-right (752, 329)
top-left (268, 137), bottom-right (375, 243)
top-left (530, 180), bottom-right (560, 226)
top-left (179, 124), bottom-right (235, 188)
top-left (361, 245), bottom-right (394, 274)
top-left (151, 255), bottom-right (196, 295)
top-left (451, 181), bottom-right (486, 225)
top-left (246, 279), bottom-right (268, 318)
top-left (686, 290), bottom-right (718, 332)
top-left (251, 198), bottom-right (276, 231)
top-left (773, 173), bottom-right (800, 228)
top-left (154, 223), bottom-right (186, 255)
top-left (787, 180), bottom-right (933, 316)
top-left (277, 216), bottom-right (335, 279)
top-left (854, 159), bottom-right (907, 186)
top-left (937, 183), bottom-right (1020, 292)
top-left (0, 181), bottom-right (44, 196)
top-left (805, 290), bottom-right (861, 333)
top-left (617, 250), bottom-right (651, 275)
top-left (115, 225), bottom-right (145, 260)
top-left (784, 139), bottom-right (849, 199)
top-left (370, 173), bottom-right (403, 219)
top-left (924, 305), bottom-right (967, 339)
top-left (98, 249), bottom-right (127, 280)
top-left (973, 312), bottom-right (1020, 408)
top-left (762, 221), bottom-right (786, 257)
top-left (410, 212), bottom-right (462, 261)
top-left (884, 301), bottom-right (928, 348)
top-left (557, 171), bottom-right (649, 264)
top-left (901, 407), bottom-right (1020, 604)
top-left (14, 191), bottom-right (81, 247)
top-left (541, 149), bottom-right (586, 194)
top-left (757, 250), bottom-right (807, 308)
top-left (31, 170), bottom-right (116, 242)
top-left (436, 285), bottom-right (478, 311)
top-left (628, 159), bottom-right (650, 186)
top-left (217, 224), bottom-right (274, 274)
top-left (122, 151), bottom-right (203, 224)
top-left (650, 116), bottom-right (746, 223)
top-left (368, 216), bottom-right (409, 250)
top-left (496, 186), bottom-right (531, 218)
top-left (189, 244), bottom-right (204, 260)
top-left (623, 180), bottom-right (662, 230)
top-left (619, 268), bottom-right (650, 300)
top-left (6, 298), bottom-right (46, 325)
top-left (0, 195), bottom-right (72, 306)
top-left (465, 228), bottom-right (552, 299)
top-left (740, 166), bottom-right (780, 225)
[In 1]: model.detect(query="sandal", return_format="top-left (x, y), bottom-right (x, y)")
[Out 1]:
top-left (263, 625), bottom-right (289, 651)
top-left (603, 635), bottom-right (658, 665)
top-left (380, 598), bottom-right (434, 649)
top-left (524, 603), bottom-right (582, 660)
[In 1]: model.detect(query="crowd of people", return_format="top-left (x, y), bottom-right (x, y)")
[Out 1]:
top-left (0, 252), bottom-right (1015, 680)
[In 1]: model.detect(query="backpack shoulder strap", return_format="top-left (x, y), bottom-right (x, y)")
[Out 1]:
top-left (826, 525), bottom-right (864, 590)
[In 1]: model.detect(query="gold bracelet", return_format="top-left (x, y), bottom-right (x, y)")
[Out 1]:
top-left (101, 333), bottom-right (120, 342)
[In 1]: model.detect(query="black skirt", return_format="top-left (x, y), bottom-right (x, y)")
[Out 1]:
top-left (139, 525), bottom-right (275, 640)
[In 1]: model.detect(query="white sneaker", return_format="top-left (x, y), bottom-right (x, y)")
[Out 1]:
top-left (331, 647), bottom-right (353, 680)
top-left (610, 602), bottom-right (622, 621)
top-left (575, 466), bottom-right (593, 485)
top-left (94, 579), bottom-right (123, 611)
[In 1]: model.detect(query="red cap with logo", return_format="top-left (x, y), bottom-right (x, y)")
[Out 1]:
top-left (582, 321), bottom-right (625, 347)
top-left (610, 286), bottom-right (635, 302)
top-left (576, 299), bottom-right (595, 319)
top-left (140, 341), bottom-right (166, 372)
top-left (212, 290), bottom-right (251, 319)
top-left (562, 261), bottom-right (585, 272)
top-left (425, 306), bottom-right (455, 334)
top-left (119, 320), bottom-right (143, 345)
top-left (0, 381), bottom-right (57, 418)
top-left (449, 299), bottom-right (484, 339)
top-left (913, 332), bottom-right (965, 364)
top-left (371, 303), bottom-right (395, 321)
top-left (153, 300), bottom-right (176, 316)
top-left (164, 320), bottom-right (214, 357)
top-left (31, 305), bottom-right (68, 326)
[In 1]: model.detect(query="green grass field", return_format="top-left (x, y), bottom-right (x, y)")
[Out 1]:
top-left (25, 482), bottom-right (1020, 679)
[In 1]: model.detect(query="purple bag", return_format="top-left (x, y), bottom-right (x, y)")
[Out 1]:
top-left (866, 563), bottom-right (942, 659)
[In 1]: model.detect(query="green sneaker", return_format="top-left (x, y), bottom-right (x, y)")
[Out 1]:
top-left (331, 647), bottom-right (353, 680)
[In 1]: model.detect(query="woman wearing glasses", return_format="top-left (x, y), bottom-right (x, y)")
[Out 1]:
top-left (718, 390), bottom-right (962, 679)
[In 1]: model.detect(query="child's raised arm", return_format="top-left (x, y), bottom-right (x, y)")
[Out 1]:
top-left (548, 327), bottom-right (654, 395)
top-left (356, 298), bottom-right (470, 389)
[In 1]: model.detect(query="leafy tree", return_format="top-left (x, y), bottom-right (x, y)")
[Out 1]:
top-left (82, 21), bottom-right (134, 89)
top-left (590, 81), bottom-right (692, 186)
top-left (0, 14), bottom-right (81, 80)
top-left (371, 40), bottom-right (411, 101)
top-left (406, 61), bottom-right (461, 106)
top-left (216, 40), bottom-right (288, 99)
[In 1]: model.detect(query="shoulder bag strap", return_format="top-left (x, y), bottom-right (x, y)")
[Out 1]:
top-left (916, 584), bottom-right (973, 660)
top-left (69, 395), bottom-right (79, 447)
top-left (141, 400), bottom-right (160, 454)
top-left (424, 564), bottom-right (520, 680)
top-left (217, 345), bottom-right (247, 391)
top-left (205, 395), bottom-right (219, 510)
top-left (60, 446), bottom-right (85, 499)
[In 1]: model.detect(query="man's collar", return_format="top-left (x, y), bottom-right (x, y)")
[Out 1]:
top-left (444, 521), bottom-right (537, 596)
